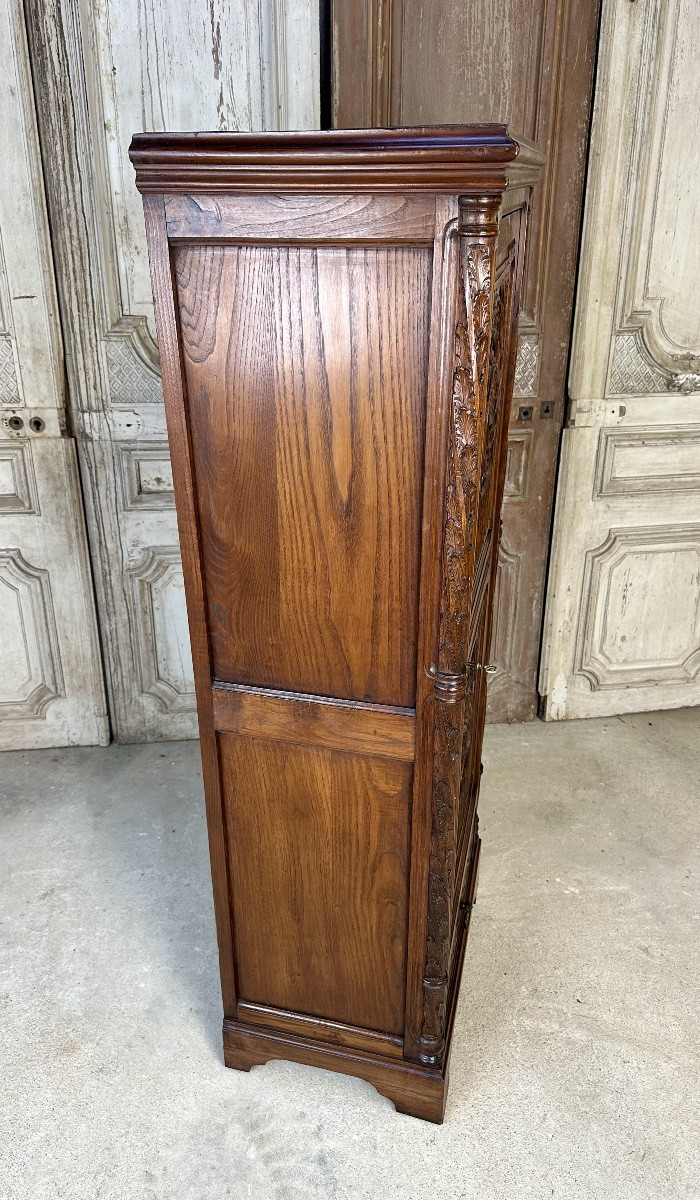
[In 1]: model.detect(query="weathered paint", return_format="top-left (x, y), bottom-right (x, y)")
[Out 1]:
top-left (540, 0), bottom-right (700, 719)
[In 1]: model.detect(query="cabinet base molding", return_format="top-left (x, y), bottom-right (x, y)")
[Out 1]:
top-left (223, 1020), bottom-right (448, 1124)
top-left (236, 1001), bottom-right (405, 1059)
top-left (222, 834), bottom-right (482, 1125)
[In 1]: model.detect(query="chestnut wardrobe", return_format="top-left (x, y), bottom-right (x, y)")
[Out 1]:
top-left (131, 127), bottom-right (540, 1121)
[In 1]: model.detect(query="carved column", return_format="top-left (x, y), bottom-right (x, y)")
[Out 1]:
top-left (418, 196), bottom-right (499, 1068)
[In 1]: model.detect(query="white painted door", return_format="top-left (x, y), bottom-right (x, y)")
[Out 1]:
top-left (25, 0), bottom-right (319, 741)
top-left (0, 0), bottom-right (108, 750)
top-left (540, 0), bottom-right (700, 719)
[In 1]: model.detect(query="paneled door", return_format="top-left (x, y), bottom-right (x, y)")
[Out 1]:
top-left (332, 0), bottom-right (600, 721)
top-left (0, 0), bottom-right (107, 750)
top-left (24, 0), bottom-right (319, 741)
top-left (540, 0), bottom-right (700, 718)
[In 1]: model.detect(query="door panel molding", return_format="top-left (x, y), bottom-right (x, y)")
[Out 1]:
top-left (571, 0), bottom-right (700, 402)
top-left (0, 0), bottom-right (107, 750)
top-left (127, 545), bottom-right (196, 717)
top-left (542, 0), bottom-right (700, 720)
top-left (25, 0), bottom-right (319, 741)
top-left (617, 0), bottom-right (700, 379)
top-left (503, 429), bottom-right (533, 501)
top-left (0, 442), bottom-right (40, 514)
top-left (575, 524), bottom-right (700, 689)
top-left (487, 535), bottom-right (522, 694)
top-left (0, 547), bottom-right (64, 719)
top-left (594, 426), bottom-right (700, 498)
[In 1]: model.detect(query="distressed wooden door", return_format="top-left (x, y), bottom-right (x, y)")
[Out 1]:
top-left (0, 0), bottom-right (107, 750)
top-left (24, 0), bottom-right (319, 742)
top-left (332, 0), bottom-right (600, 721)
top-left (540, 0), bottom-right (700, 718)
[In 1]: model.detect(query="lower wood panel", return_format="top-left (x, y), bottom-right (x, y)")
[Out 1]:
top-left (220, 733), bottom-right (411, 1035)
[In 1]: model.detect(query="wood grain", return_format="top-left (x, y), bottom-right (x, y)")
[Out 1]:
top-left (220, 733), bottom-right (411, 1035)
top-left (165, 193), bottom-right (436, 241)
top-left (176, 241), bottom-right (431, 706)
top-left (212, 684), bottom-right (415, 760)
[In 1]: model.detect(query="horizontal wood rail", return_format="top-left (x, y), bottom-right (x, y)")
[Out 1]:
top-left (212, 683), bottom-right (416, 761)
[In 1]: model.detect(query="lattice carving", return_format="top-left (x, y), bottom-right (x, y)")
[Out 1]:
top-left (106, 338), bottom-right (164, 406)
top-left (513, 333), bottom-right (538, 397)
top-left (609, 333), bottom-right (667, 395)
top-left (0, 337), bottom-right (21, 405)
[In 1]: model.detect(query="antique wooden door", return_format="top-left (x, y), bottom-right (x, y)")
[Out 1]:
top-left (332, 0), bottom-right (600, 721)
top-left (0, 0), bottom-right (107, 750)
top-left (24, 0), bottom-right (319, 742)
top-left (540, 0), bottom-right (700, 718)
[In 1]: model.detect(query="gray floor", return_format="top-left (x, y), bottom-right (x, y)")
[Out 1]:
top-left (1, 709), bottom-right (698, 1200)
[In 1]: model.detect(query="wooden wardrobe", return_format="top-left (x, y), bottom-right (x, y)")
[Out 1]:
top-left (131, 127), bottom-right (540, 1122)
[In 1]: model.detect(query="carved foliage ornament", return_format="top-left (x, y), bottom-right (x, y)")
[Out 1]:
top-left (419, 238), bottom-right (493, 1067)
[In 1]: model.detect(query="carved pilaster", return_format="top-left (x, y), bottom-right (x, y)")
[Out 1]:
top-left (418, 230), bottom-right (494, 1068)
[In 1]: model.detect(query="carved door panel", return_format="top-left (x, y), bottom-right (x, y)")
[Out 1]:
top-left (332, 0), bottom-right (600, 721)
top-left (540, 0), bottom-right (700, 718)
top-left (0, 0), bottom-right (107, 751)
top-left (24, 0), bottom-right (319, 741)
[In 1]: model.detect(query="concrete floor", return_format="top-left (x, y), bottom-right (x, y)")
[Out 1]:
top-left (1, 710), bottom-right (698, 1199)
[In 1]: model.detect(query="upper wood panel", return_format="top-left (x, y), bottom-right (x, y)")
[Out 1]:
top-left (176, 239), bottom-right (431, 705)
top-left (164, 193), bottom-right (436, 242)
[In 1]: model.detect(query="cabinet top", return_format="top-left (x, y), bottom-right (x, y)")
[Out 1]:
top-left (129, 125), bottom-right (525, 195)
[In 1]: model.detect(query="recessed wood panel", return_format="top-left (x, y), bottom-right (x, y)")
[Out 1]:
top-left (220, 733), bottom-right (411, 1035)
top-left (594, 427), bottom-right (700, 497)
top-left (176, 242), bottom-right (430, 706)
